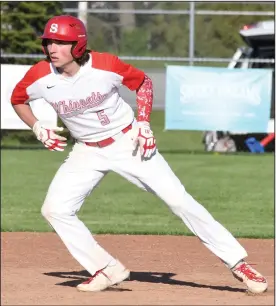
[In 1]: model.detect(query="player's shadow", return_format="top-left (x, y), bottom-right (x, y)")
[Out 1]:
top-left (43, 269), bottom-right (131, 292)
top-left (43, 270), bottom-right (246, 293)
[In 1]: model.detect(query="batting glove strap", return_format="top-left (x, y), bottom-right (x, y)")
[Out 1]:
top-left (32, 121), bottom-right (67, 152)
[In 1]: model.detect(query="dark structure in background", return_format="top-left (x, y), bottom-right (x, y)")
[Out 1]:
top-left (203, 20), bottom-right (275, 152)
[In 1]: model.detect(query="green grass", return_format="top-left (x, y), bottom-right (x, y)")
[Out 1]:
top-left (1, 111), bottom-right (274, 238)
top-left (1, 111), bottom-right (204, 151)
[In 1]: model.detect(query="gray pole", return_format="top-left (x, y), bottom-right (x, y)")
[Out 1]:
top-left (78, 2), bottom-right (88, 28)
top-left (189, 2), bottom-right (195, 66)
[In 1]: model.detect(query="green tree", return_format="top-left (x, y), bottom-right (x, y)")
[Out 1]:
top-left (112, 1), bottom-right (274, 60)
top-left (85, 2), bottom-right (123, 53)
top-left (194, 2), bottom-right (274, 58)
top-left (119, 2), bottom-right (189, 57)
top-left (1, 1), bottom-right (63, 65)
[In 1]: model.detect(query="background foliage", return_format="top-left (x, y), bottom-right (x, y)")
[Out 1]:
top-left (1, 1), bottom-right (274, 65)
top-left (1, 2), bottom-right (274, 238)
top-left (1, 1), bottom-right (63, 64)
top-left (0, 2), bottom-right (274, 146)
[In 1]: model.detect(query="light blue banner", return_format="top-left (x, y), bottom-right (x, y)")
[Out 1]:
top-left (165, 66), bottom-right (273, 132)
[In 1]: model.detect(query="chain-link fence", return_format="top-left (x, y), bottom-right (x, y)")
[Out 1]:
top-left (2, 2), bottom-right (275, 66)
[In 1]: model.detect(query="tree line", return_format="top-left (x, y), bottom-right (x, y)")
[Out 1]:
top-left (1, 1), bottom-right (274, 66)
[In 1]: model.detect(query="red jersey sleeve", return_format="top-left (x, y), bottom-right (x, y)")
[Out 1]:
top-left (91, 52), bottom-right (153, 122)
top-left (11, 61), bottom-right (51, 105)
top-left (111, 56), bottom-right (145, 91)
top-left (110, 56), bottom-right (153, 122)
top-left (91, 52), bottom-right (145, 91)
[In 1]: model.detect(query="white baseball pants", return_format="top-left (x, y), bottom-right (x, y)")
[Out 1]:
top-left (41, 125), bottom-right (247, 276)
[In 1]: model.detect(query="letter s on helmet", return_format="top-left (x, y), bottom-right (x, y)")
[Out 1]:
top-left (40, 15), bottom-right (87, 59)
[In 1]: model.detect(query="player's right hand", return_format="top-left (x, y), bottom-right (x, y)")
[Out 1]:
top-left (32, 121), bottom-right (67, 152)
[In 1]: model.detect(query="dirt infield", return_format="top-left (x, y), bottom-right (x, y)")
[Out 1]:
top-left (1, 233), bottom-right (274, 305)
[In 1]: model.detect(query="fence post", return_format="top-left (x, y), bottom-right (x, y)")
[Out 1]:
top-left (78, 1), bottom-right (88, 28)
top-left (189, 1), bottom-right (195, 66)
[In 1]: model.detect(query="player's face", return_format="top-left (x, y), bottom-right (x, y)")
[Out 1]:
top-left (47, 39), bottom-right (74, 68)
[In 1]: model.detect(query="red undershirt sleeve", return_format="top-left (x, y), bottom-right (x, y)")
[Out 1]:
top-left (136, 75), bottom-right (153, 123)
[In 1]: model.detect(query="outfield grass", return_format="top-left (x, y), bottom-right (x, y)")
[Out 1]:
top-left (1, 111), bottom-right (274, 237)
top-left (1, 150), bottom-right (274, 237)
top-left (1, 111), bottom-right (204, 152)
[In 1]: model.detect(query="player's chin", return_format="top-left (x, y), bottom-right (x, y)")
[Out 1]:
top-left (50, 58), bottom-right (63, 67)
top-left (51, 61), bottom-right (62, 68)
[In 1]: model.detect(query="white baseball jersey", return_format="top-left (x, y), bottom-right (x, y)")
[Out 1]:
top-left (11, 51), bottom-right (145, 142)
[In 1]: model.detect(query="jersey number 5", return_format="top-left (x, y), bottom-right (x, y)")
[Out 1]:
top-left (97, 110), bottom-right (110, 126)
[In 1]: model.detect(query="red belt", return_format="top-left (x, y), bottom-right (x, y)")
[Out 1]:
top-left (84, 124), bottom-right (132, 148)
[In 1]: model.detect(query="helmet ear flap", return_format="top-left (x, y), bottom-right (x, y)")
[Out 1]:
top-left (71, 41), bottom-right (87, 59)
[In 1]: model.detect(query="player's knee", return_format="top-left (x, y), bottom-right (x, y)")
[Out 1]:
top-left (41, 204), bottom-right (54, 220)
top-left (161, 186), bottom-right (188, 208)
top-left (41, 202), bottom-right (71, 220)
top-left (162, 191), bottom-right (192, 217)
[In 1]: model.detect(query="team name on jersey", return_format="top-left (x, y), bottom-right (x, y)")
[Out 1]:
top-left (49, 91), bottom-right (108, 118)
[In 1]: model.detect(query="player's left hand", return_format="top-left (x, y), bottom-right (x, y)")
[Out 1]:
top-left (131, 122), bottom-right (156, 159)
top-left (32, 121), bottom-right (67, 152)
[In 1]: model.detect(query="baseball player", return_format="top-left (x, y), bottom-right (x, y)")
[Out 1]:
top-left (11, 15), bottom-right (267, 294)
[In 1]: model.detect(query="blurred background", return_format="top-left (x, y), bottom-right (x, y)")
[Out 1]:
top-left (1, 1), bottom-right (275, 152)
top-left (1, 2), bottom-right (275, 237)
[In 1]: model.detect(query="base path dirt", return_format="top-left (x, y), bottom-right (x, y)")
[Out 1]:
top-left (1, 233), bottom-right (274, 305)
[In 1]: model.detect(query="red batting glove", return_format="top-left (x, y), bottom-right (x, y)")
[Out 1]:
top-left (32, 121), bottom-right (67, 152)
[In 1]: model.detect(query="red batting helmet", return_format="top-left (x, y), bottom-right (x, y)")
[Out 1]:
top-left (40, 15), bottom-right (87, 58)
